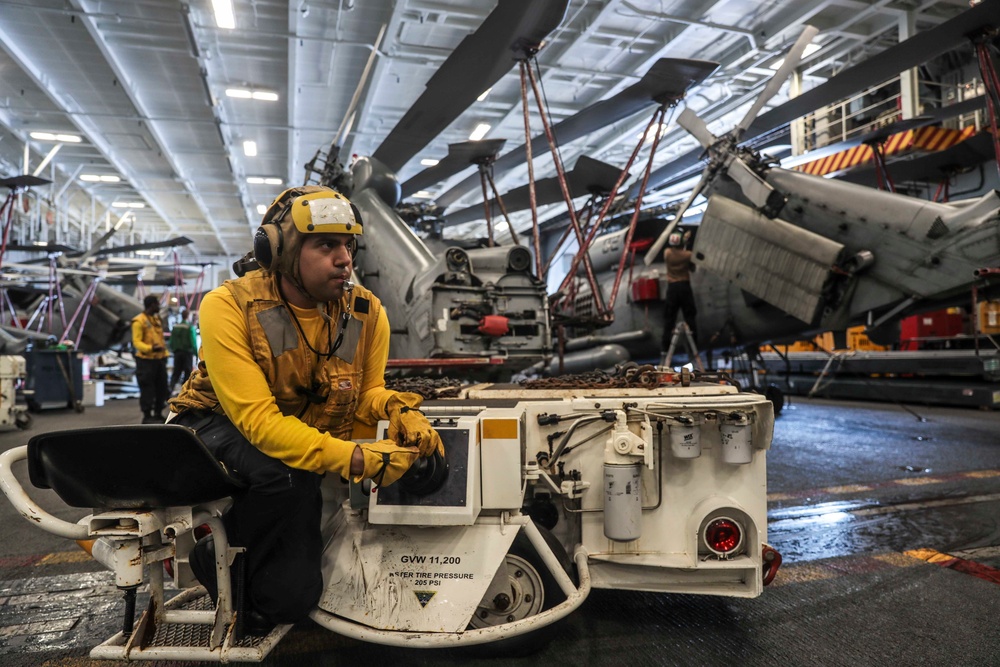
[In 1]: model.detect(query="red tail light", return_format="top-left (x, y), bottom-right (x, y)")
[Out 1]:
top-left (704, 517), bottom-right (743, 556)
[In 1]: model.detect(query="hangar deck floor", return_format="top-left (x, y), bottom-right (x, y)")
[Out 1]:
top-left (0, 395), bottom-right (997, 666)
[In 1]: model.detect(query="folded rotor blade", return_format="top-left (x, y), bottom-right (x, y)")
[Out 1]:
top-left (677, 107), bottom-right (717, 148)
top-left (643, 168), bottom-right (709, 266)
top-left (725, 156), bottom-right (786, 215)
top-left (4, 243), bottom-right (79, 254)
top-left (0, 175), bottom-right (50, 189)
top-left (3, 261), bottom-right (109, 277)
top-left (88, 236), bottom-right (195, 257)
top-left (840, 130), bottom-right (996, 186)
top-left (104, 277), bottom-right (178, 287)
top-left (777, 96), bottom-right (984, 169)
top-left (401, 140), bottom-right (506, 199)
top-left (736, 25), bottom-right (818, 137)
top-left (442, 156), bottom-right (624, 227)
top-left (74, 226), bottom-right (119, 264)
top-left (372, 0), bottom-right (569, 173)
top-left (430, 58), bottom-right (718, 207)
top-left (775, 116), bottom-right (935, 169)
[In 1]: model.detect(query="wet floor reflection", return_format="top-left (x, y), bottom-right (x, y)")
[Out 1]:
top-left (768, 496), bottom-right (1000, 562)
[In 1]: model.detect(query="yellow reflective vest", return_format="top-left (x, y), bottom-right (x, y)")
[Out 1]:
top-left (170, 270), bottom-right (396, 475)
top-left (131, 312), bottom-right (168, 360)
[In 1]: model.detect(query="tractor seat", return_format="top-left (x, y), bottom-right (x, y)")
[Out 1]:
top-left (28, 424), bottom-right (245, 509)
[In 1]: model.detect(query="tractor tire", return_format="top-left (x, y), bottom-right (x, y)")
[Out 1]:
top-left (467, 525), bottom-right (576, 656)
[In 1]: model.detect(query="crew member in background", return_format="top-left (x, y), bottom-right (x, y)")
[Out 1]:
top-left (168, 309), bottom-right (197, 392)
top-left (661, 231), bottom-right (697, 357)
top-left (168, 185), bottom-right (444, 635)
top-left (132, 294), bottom-right (170, 424)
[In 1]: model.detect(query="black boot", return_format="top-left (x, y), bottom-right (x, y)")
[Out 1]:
top-left (187, 535), bottom-right (273, 636)
top-left (188, 534), bottom-right (219, 602)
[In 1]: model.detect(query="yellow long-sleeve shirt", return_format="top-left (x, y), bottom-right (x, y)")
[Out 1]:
top-left (187, 285), bottom-right (396, 477)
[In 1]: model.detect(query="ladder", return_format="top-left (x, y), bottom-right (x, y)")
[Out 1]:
top-left (662, 321), bottom-right (704, 371)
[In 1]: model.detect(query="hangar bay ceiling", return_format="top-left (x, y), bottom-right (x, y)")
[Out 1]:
top-left (0, 0), bottom-right (983, 271)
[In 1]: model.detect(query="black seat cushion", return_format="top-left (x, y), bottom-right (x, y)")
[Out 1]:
top-left (28, 424), bottom-right (245, 509)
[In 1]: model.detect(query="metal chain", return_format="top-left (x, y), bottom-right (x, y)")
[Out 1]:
top-left (521, 363), bottom-right (663, 389)
top-left (387, 366), bottom-right (738, 394)
top-left (385, 376), bottom-right (466, 399)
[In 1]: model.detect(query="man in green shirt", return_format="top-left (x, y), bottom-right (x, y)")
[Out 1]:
top-left (169, 309), bottom-right (198, 392)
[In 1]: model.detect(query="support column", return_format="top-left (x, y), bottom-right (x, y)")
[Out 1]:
top-left (899, 11), bottom-right (920, 120)
top-left (790, 71), bottom-right (805, 154)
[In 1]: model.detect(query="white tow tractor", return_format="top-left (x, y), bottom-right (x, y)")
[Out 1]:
top-left (0, 371), bottom-right (780, 661)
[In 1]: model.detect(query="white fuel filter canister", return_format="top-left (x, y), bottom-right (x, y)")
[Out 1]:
top-left (604, 462), bottom-right (641, 541)
top-left (669, 415), bottom-right (701, 458)
top-left (720, 413), bottom-right (753, 464)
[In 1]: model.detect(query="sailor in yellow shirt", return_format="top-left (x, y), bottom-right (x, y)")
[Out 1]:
top-left (131, 294), bottom-right (169, 423)
top-left (168, 186), bottom-right (444, 634)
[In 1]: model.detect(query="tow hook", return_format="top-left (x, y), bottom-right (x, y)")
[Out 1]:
top-left (762, 544), bottom-right (782, 586)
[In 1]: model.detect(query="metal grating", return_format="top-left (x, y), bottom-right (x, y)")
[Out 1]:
top-left (144, 593), bottom-right (267, 650)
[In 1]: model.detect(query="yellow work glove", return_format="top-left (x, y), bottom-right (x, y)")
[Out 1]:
top-left (354, 439), bottom-right (420, 488)
top-left (387, 393), bottom-right (445, 458)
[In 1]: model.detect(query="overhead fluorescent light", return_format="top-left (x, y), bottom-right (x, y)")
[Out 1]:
top-left (420, 158), bottom-right (440, 167)
top-left (81, 174), bottom-right (121, 182)
top-left (263, 177), bottom-right (282, 185)
top-left (469, 123), bottom-right (491, 141)
top-left (243, 140), bottom-right (258, 157)
top-left (30, 131), bottom-right (82, 143)
top-left (477, 87), bottom-right (492, 102)
top-left (225, 88), bottom-right (278, 102)
top-left (112, 201), bottom-right (146, 209)
top-left (412, 190), bottom-right (433, 199)
top-left (136, 250), bottom-right (166, 257)
top-left (212, 0), bottom-right (236, 29)
top-left (247, 177), bottom-right (283, 185)
top-left (256, 204), bottom-right (268, 215)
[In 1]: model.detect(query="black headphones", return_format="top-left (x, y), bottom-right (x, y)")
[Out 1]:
top-left (253, 223), bottom-right (284, 272)
top-left (253, 188), bottom-right (299, 272)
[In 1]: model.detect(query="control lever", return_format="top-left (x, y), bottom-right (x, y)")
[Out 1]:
top-left (398, 449), bottom-right (449, 496)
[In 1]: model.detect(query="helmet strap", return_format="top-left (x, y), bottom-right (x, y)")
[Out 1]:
top-left (280, 270), bottom-right (321, 306)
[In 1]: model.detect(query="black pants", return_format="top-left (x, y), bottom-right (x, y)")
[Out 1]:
top-left (135, 357), bottom-right (169, 417)
top-left (171, 411), bottom-right (324, 624)
top-left (170, 350), bottom-right (194, 389)
top-left (662, 281), bottom-right (698, 349)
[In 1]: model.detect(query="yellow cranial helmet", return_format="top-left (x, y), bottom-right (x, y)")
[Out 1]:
top-left (253, 185), bottom-right (363, 277)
